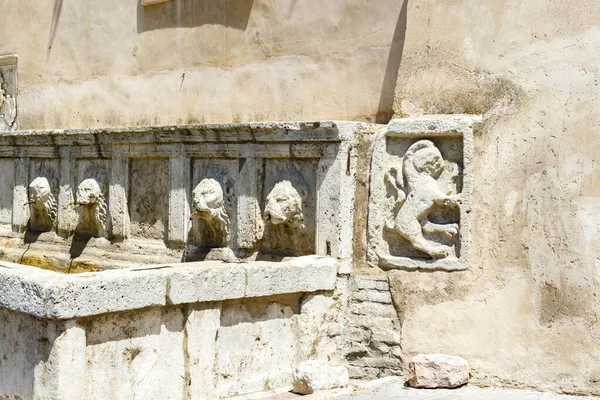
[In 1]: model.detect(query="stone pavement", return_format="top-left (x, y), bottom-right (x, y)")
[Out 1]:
top-left (231, 378), bottom-right (599, 400)
top-left (333, 379), bottom-right (598, 400)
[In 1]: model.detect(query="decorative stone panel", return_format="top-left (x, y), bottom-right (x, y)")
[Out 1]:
top-left (367, 116), bottom-right (478, 271)
top-left (0, 122), bottom-right (358, 270)
top-left (0, 55), bottom-right (17, 132)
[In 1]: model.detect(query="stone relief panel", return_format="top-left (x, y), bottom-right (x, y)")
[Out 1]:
top-left (0, 55), bottom-right (17, 132)
top-left (188, 159), bottom-right (238, 254)
top-left (75, 160), bottom-right (110, 238)
top-left (261, 160), bottom-right (317, 257)
top-left (368, 118), bottom-right (474, 271)
top-left (27, 159), bottom-right (60, 233)
top-left (129, 158), bottom-right (169, 241)
top-left (0, 122), bottom-right (355, 268)
top-left (0, 159), bottom-right (14, 226)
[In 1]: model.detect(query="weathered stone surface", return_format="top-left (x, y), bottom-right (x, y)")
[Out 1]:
top-left (84, 307), bottom-right (186, 400)
top-left (34, 320), bottom-right (86, 400)
top-left (245, 256), bottom-right (337, 297)
top-left (216, 295), bottom-right (300, 397)
top-left (352, 289), bottom-right (392, 304)
top-left (354, 275), bottom-right (390, 291)
top-left (186, 303), bottom-right (221, 400)
top-left (167, 261), bottom-right (246, 304)
top-left (408, 354), bottom-right (470, 389)
top-left (292, 361), bottom-right (349, 394)
top-left (0, 256), bottom-right (338, 319)
top-left (367, 117), bottom-right (475, 271)
top-left (0, 262), bottom-right (167, 319)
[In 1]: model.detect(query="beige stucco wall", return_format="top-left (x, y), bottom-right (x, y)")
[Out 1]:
top-left (389, 0), bottom-right (600, 395)
top-left (0, 0), bottom-right (404, 129)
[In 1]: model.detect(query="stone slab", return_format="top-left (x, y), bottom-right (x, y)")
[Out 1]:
top-left (0, 261), bottom-right (168, 319)
top-left (0, 256), bottom-right (339, 319)
top-left (245, 256), bottom-right (338, 298)
top-left (167, 261), bottom-right (246, 304)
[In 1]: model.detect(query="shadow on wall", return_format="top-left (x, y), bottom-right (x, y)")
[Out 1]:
top-left (137, 0), bottom-right (255, 33)
top-left (376, 0), bottom-right (408, 124)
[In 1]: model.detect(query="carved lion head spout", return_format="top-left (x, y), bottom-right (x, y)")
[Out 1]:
top-left (191, 178), bottom-right (230, 246)
top-left (28, 177), bottom-right (57, 231)
top-left (76, 178), bottom-right (107, 233)
top-left (264, 180), bottom-right (307, 227)
top-left (76, 178), bottom-right (102, 205)
top-left (193, 179), bottom-right (226, 220)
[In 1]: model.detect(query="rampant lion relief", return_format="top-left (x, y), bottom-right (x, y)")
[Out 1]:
top-left (367, 117), bottom-right (475, 271)
top-left (189, 178), bottom-right (232, 248)
top-left (75, 178), bottom-right (107, 237)
top-left (27, 177), bottom-right (57, 232)
top-left (385, 140), bottom-right (461, 259)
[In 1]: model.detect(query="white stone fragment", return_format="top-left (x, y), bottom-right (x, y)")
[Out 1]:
top-left (292, 361), bottom-right (349, 394)
top-left (408, 354), bottom-right (470, 388)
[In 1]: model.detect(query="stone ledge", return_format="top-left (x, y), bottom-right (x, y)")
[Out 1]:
top-left (2, 121), bottom-right (346, 147)
top-left (0, 256), bottom-right (339, 319)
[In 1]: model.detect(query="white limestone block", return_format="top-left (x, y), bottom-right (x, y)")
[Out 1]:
top-left (167, 261), bottom-right (246, 304)
top-left (0, 262), bottom-right (168, 319)
top-left (292, 361), bottom-right (349, 394)
top-left (244, 256), bottom-right (337, 297)
top-left (408, 354), bottom-right (470, 388)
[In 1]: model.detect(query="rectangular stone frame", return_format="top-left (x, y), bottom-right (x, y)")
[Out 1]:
top-left (367, 116), bottom-right (478, 271)
top-left (0, 122), bottom-right (359, 267)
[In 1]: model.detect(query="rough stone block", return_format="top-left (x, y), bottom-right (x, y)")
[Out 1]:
top-left (408, 354), bottom-right (470, 388)
top-left (350, 302), bottom-right (397, 318)
top-left (354, 278), bottom-right (389, 291)
top-left (352, 289), bottom-right (392, 304)
top-left (167, 262), bottom-right (245, 304)
top-left (245, 256), bottom-right (337, 297)
top-left (0, 263), bottom-right (168, 319)
top-left (292, 362), bottom-right (349, 395)
top-left (349, 356), bottom-right (402, 370)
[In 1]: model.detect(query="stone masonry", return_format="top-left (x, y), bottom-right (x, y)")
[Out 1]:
top-left (345, 275), bottom-right (402, 379)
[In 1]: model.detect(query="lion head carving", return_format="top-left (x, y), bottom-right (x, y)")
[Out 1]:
top-left (264, 180), bottom-right (308, 228)
top-left (76, 178), bottom-right (107, 231)
top-left (28, 177), bottom-right (57, 222)
top-left (191, 178), bottom-right (231, 246)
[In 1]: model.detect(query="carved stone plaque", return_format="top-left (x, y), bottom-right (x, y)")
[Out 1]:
top-left (0, 55), bottom-right (17, 132)
top-left (367, 117), bottom-right (476, 271)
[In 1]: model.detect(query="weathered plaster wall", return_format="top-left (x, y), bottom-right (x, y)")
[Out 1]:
top-left (387, 0), bottom-right (600, 395)
top-left (0, 0), bottom-right (404, 129)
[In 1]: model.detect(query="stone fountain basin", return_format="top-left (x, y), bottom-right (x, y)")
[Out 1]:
top-left (0, 255), bottom-right (338, 320)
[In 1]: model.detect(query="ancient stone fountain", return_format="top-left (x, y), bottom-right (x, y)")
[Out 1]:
top-left (0, 50), bottom-right (482, 400)
top-left (0, 113), bottom-right (478, 399)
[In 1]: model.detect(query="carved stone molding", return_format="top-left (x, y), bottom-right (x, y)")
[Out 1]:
top-left (367, 117), bottom-right (478, 271)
